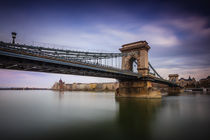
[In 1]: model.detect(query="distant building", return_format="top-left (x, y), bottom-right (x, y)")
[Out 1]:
top-left (52, 79), bottom-right (65, 91)
top-left (52, 79), bottom-right (119, 91)
top-left (178, 76), bottom-right (196, 88)
top-left (199, 76), bottom-right (210, 88)
top-left (58, 79), bottom-right (65, 90)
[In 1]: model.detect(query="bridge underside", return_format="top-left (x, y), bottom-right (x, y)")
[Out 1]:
top-left (0, 51), bottom-right (138, 80)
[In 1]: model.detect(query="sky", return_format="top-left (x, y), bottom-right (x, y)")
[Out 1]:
top-left (0, 0), bottom-right (210, 88)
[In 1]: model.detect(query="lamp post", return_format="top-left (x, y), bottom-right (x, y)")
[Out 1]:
top-left (11, 32), bottom-right (17, 44)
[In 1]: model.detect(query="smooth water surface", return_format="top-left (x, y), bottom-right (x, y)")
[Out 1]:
top-left (0, 90), bottom-right (210, 140)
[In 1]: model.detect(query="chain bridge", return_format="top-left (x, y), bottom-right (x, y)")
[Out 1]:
top-left (0, 39), bottom-right (179, 98)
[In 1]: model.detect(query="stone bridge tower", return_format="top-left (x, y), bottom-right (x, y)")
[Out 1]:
top-left (116, 41), bottom-right (161, 98)
top-left (120, 41), bottom-right (150, 75)
top-left (168, 74), bottom-right (182, 93)
top-left (168, 74), bottom-right (179, 83)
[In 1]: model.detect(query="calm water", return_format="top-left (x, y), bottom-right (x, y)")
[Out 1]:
top-left (0, 90), bottom-right (210, 140)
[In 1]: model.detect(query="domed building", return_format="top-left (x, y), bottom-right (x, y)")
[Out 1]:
top-left (52, 79), bottom-right (65, 91)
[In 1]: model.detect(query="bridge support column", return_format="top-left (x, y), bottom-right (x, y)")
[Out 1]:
top-left (168, 87), bottom-right (183, 95)
top-left (116, 80), bottom-right (162, 98)
top-left (167, 74), bottom-right (183, 94)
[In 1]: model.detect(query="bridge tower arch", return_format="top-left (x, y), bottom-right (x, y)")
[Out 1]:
top-left (120, 41), bottom-right (150, 75)
top-left (129, 57), bottom-right (138, 73)
top-left (168, 74), bottom-right (179, 83)
top-left (116, 41), bottom-right (161, 98)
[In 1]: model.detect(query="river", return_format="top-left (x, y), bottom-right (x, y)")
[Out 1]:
top-left (0, 90), bottom-right (210, 140)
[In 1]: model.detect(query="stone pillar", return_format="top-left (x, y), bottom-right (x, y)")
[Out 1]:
top-left (121, 55), bottom-right (126, 70)
top-left (138, 47), bottom-right (149, 75)
top-left (168, 87), bottom-right (183, 94)
top-left (116, 80), bottom-right (161, 98)
top-left (168, 74), bottom-right (183, 94)
top-left (168, 74), bottom-right (179, 83)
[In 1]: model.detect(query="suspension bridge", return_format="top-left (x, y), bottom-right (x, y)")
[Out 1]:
top-left (0, 39), bottom-right (179, 98)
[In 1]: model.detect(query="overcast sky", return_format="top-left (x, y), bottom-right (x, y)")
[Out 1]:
top-left (0, 0), bottom-right (210, 88)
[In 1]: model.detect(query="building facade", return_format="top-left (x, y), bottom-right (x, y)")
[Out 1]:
top-left (178, 76), bottom-right (196, 88)
top-left (199, 76), bottom-right (210, 88)
top-left (52, 79), bottom-right (119, 91)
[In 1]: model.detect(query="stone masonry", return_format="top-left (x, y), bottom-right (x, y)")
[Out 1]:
top-left (120, 41), bottom-right (150, 75)
top-left (117, 41), bottom-right (162, 98)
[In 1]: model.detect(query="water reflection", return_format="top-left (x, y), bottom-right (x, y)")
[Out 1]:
top-left (152, 95), bottom-right (210, 140)
top-left (0, 91), bottom-right (210, 140)
top-left (116, 98), bottom-right (161, 140)
top-left (57, 91), bottom-right (64, 101)
top-left (0, 91), bottom-right (120, 140)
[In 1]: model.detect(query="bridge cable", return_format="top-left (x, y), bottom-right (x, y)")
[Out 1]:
top-left (148, 62), bottom-right (164, 79)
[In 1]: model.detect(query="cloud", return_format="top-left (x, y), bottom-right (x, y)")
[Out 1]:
top-left (18, 22), bottom-right (179, 54)
top-left (167, 16), bottom-right (210, 37)
top-left (138, 25), bottom-right (179, 47)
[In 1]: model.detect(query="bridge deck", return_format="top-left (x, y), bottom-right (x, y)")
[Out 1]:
top-left (0, 47), bottom-right (140, 80)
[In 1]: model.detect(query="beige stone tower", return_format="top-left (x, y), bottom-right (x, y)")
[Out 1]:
top-left (168, 74), bottom-right (179, 83)
top-left (168, 74), bottom-right (182, 94)
top-left (116, 41), bottom-right (162, 98)
top-left (120, 41), bottom-right (150, 75)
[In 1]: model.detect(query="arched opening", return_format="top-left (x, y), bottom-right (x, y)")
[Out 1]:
top-left (129, 57), bottom-right (138, 73)
top-left (171, 78), bottom-right (176, 83)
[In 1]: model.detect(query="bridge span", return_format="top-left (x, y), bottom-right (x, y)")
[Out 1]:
top-left (0, 40), bottom-right (179, 98)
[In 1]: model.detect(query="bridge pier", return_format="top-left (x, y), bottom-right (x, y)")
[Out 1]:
top-left (116, 80), bottom-right (162, 98)
top-left (168, 87), bottom-right (183, 94)
top-left (168, 74), bottom-right (183, 94)
top-left (116, 41), bottom-right (162, 98)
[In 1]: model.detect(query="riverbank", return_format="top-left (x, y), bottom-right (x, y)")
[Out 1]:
top-left (0, 88), bottom-right (50, 90)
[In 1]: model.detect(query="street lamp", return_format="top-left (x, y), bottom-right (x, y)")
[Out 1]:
top-left (11, 32), bottom-right (17, 44)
